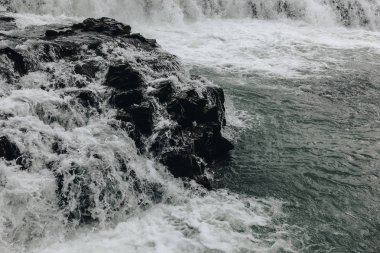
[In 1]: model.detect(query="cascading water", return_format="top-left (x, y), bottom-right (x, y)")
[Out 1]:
top-left (1, 0), bottom-right (380, 253)
top-left (0, 7), bottom-right (292, 253)
top-left (1, 0), bottom-right (380, 28)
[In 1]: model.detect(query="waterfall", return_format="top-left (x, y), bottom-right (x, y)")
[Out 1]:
top-left (1, 0), bottom-right (380, 29)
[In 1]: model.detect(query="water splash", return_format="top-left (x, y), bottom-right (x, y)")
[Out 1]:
top-left (1, 0), bottom-right (380, 29)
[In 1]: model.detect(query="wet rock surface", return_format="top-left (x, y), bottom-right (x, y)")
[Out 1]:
top-left (0, 16), bottom-right (233, 221)
top-left (0, 136), bottom-right (21, 162)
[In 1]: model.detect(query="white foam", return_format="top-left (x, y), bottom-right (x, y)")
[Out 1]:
top-left (34, 191), bottom-right (293, 253)
top-left (137, 19), bottom-right (380, 79)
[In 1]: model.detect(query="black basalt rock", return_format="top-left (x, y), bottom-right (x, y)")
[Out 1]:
top-left (167, 90), bottom-right (208, 127)
top-left (74, 62), bottom-right (99, 79)
top-left (0, 136), bottom-right (20, 161)
top-left (160, 149), bottom-right (204, 178)
top-left (72, 17), bottom-right (131, 36)
top-left (193, 125), bottom-right (234, 161)
top-left (150, 79), bottom-right (176, 103)
top-left (127, 33), bottom-right (158, 48)
top-left (0, 47), bottom-right (28, 76)
top-left (0, 136), bottom-right (22, 165)
top-left (128, 102), bottom-right (154, 135)
top-left (111, 90), bottom-right (144, 109)
top-left (0, 16), bottom-right (233, 200)
top-left (69, 90), bottom-right (100, 108)
top-left (104, 64), bottom-right (144, 90)
top-left (45, 29), bottom-right (74, 38)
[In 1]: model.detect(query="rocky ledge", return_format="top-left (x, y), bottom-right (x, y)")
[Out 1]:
top-left (0, 17), bottom-right (233, 194)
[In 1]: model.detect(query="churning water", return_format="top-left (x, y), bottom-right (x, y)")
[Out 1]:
top-left (1, 0), bottom-right (380, 252)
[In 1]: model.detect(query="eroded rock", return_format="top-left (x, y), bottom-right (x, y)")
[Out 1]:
top-left (104, 64), bottom-right (144, 90)
top-left (0, 136), bottom-right (21, 161)
top-left (72, 17), bottom-right (131, 36)
top-left (0, 47), bottom-right (27, 77)
top-left (0, 17), bottom-right (234, 224)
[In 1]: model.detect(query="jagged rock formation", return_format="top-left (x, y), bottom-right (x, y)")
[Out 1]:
top-left (0, 16), bottom-right (233, 222)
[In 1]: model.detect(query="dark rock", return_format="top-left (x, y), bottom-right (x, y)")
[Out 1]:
top-left (45, 30), bottom-right (59, 37)
top-left (111, 90), bottom-right (143, 109)
top-left (0, 47), bottom-right (28, 76)
top-left (128, 102), bottom-right (154, 135)
top-left (150, 80), bottom-right (176, 103)
top-left (193, 125), bottom-right (234, 161)
top-left (167, 90), bottom-right (207, 127)
top-left (0, 136), bottom-right (25, 168)
top-left (72, 17), bottom-right (131, 36)
top-left (75, 90), bottom-right (100, 108)
top-left (203, 86), bottom-right (227, 126)
top-left (64, 90), bottom-right (100, 108)
top-left (160, 149), bottom-right (204, 178)
top-left (127, 33), bottom-right (158, 47)
top-left (0, 136), bottom-right (21, 161)
top-left (0, 16), bottom-right (233, 196)
top-left (115, 112), bottom-right (145, 151)
top-left (201, 106), bottom-right (222, 127)
top-left (45, 29), bottom-right (75, 38)
top-left (74, 62), bottom-right (98, 78)
top-left (40, 42), bottom-right (79, 60)
top-left (0, 16), bottom-right (15, 22)
top-left (193, 175), bottom-right (212, 190)
top-left (104, 64), bottom-right (144, 90)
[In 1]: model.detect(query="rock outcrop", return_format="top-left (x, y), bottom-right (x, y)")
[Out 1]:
top-left (0, 136), bottom-right (21, 162)
top-left (0, 17), bottom-right (233, 221)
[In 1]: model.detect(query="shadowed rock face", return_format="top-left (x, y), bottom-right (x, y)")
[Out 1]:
top-left (0, 136), bottom-right (21, 161)
top-left (72, 17), bottom-right (132, 36)
top-left (0, 17), bottom-right (233, 222)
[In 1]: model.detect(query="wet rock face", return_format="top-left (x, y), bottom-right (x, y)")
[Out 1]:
top-left (72, 17), bottom-right (131, 36)
top-left (0, 136), bottom-right (25, 169)
top-left (0, 47), bottom-right (28, 79)
top-left (104, 64), bottom-right (144, 90)
top-left (0, 16), bottom-right (233, 221)
top-left (0, 136), bottom-right (21, 161)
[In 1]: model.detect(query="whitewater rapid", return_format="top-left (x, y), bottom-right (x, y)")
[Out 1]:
top-left (1, 0), bottom-right (380, 253)
top-left (1, 0), bottom-right (380, 29)
top-left (0, 10), bottom-right (295, 253)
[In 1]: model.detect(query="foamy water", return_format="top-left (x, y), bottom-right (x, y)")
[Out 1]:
top-left (1, 0), bottom-right (380, 252)
top-left (138, 19), bottom-right (380, 79)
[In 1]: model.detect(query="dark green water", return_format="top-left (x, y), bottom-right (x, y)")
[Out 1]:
top-left (191, 53), bottom-right (380, 252)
